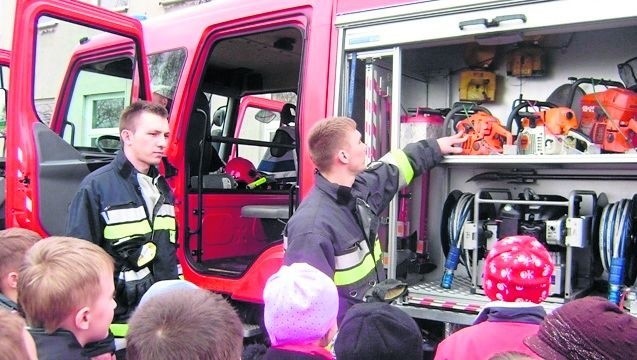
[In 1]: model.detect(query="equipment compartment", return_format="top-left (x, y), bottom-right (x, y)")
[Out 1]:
top-left (336, 0), bottom-right (637, 325)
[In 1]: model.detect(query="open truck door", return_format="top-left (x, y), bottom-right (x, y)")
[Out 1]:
top-left (7, 0), bottom-right (150, 235)
top-left (163, 1), bottom-right (334, 312)
top-left (0, 49), bottom-right (9, 229)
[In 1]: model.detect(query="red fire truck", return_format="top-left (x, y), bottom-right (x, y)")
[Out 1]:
top-left (0, 48), bottom-right (9, 229)
top-left (7, 0), bottom-right (637, 334)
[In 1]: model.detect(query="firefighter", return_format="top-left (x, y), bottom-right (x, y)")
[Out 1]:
top-left (65, 100), bottom-right (178, 339)
top-left (283, 116), bottom-right (466, 321)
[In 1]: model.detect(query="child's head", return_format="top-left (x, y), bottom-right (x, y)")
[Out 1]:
top-left (127, 287), bottom-right (243, 360)
top-left (334, 302), bottom-right (423, 360)
top-left (0, 310), bottom-right (38, 360)
top-left (263, 262), bottom-right (339, 346)
top-left (525, 296), bottom-right (637, 359)
top-left (18, 236), bottom-right (115, 346)
top-left (0, 227), bottom-right (41, 301)
top-left (483, 235), bottom-right (554, 303)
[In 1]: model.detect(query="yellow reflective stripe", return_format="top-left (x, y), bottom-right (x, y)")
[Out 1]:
top-left (104, 220), bottom-right (152, 241)
top-left (391, 149), bottom-right (414, 186)
top-left (110, 323), bottom-right (128, 337)
top-left (333, 240), bottom-right (382, 286)
top-left (373, 238), bottom-right (382, 258)
top-left (154, 216), bottom-right (176, 231)
top-left (379, 150), bottom-right (415, 187)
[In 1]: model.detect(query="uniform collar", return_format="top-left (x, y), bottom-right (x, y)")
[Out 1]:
top-left (114, 150), bottom-right (159, 179)
top-left (314, 173), bottom-right (355, 208)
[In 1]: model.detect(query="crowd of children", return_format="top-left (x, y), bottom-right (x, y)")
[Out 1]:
top-left (2, 228), bottom-right (637, 359)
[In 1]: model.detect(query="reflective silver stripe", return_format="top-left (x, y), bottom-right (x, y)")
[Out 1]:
top-left (101, 206), bottom-right (146, 224)
top-left (335, 241), bottom-right (370, 270)
top-left (113, 236), bottom-right (136, 246)
top-left (156, 204), bottom-right (175, 217)
top-left (118, 267), bottom-right (151, 281)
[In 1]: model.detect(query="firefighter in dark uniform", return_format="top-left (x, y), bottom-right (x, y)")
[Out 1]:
top-left (284, 116), bottom-right (466, 321)
top-left (66, 101), bottom-right (178, 341)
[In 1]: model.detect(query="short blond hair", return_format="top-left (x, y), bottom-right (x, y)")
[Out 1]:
top-left (0, 310), bottom-right (32, 359)
top-left (308, 117), bottom-right (357, 172)
top-left (0, 227), bottom-right (41, 279)
top-left (18, 236), bottom-right (113, 333)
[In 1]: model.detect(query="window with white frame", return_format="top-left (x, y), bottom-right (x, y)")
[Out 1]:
top-left (63, 56), bottom-right (133, 149)
top-left (86, 93), bottom-right (125, 148)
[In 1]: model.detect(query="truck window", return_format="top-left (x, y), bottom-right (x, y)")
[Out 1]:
top-left (18, 13), bottom-right (143, 236)
top-left (33, 16), bottom-right (136, 152)
top-left (148, 48), bottom-right (186, 115)
top-left (64, 58), bottom-right (133, 150)
top-left (236, 92), bottom-right (297, 166)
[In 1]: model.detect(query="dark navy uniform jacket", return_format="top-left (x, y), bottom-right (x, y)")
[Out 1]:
top-left (66, 151), bottom-right (178, 323)
top-left (284, 138), bottom-right (443, 321)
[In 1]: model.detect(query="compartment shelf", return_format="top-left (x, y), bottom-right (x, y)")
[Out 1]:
top-left (442, 154), bottom-right (637, 169)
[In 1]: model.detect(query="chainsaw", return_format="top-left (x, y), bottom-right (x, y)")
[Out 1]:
top-left (582, 87), bottom-right (637, 153)
top-left (455, 111), bottom-right (513, 155)
top-left (517, 106), bottom-right (579, 155)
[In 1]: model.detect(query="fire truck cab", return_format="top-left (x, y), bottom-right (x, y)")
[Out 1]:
top-left (7, 0), bottom-right (637, 339)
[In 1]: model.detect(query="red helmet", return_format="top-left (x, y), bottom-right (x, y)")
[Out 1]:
top-left (225, 157), bottom-right (259, 184)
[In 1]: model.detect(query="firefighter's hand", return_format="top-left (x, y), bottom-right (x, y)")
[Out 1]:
top-left (437, 131), bottom-right (467, 155)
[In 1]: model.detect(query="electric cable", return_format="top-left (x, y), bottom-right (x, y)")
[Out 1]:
top-left (441, 192), bottom-right (474, 289)
top-left (599, 198), bottom-right (633, 304)
top-left (455, 193), bottom-right (474, 279)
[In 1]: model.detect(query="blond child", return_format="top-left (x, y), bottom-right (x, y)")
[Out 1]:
top-left (0, 227), bottom-right (41, 312)
top-left (0, 309), bottom-right (38, 360)
top-left (18, 236), bottom-right (116, 360)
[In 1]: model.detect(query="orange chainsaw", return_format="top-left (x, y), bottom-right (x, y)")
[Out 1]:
top-left (581, 87), bottom-right (637, 153)
top-left (455, 111), bottom-right (513, 155)
top-left (507, 99), bottom-right (580, 155)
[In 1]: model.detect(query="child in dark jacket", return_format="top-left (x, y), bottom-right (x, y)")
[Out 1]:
top-left (263, 263), bottom-right (338, 360)
top-left (19, 236), bottom-right (117, 360)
